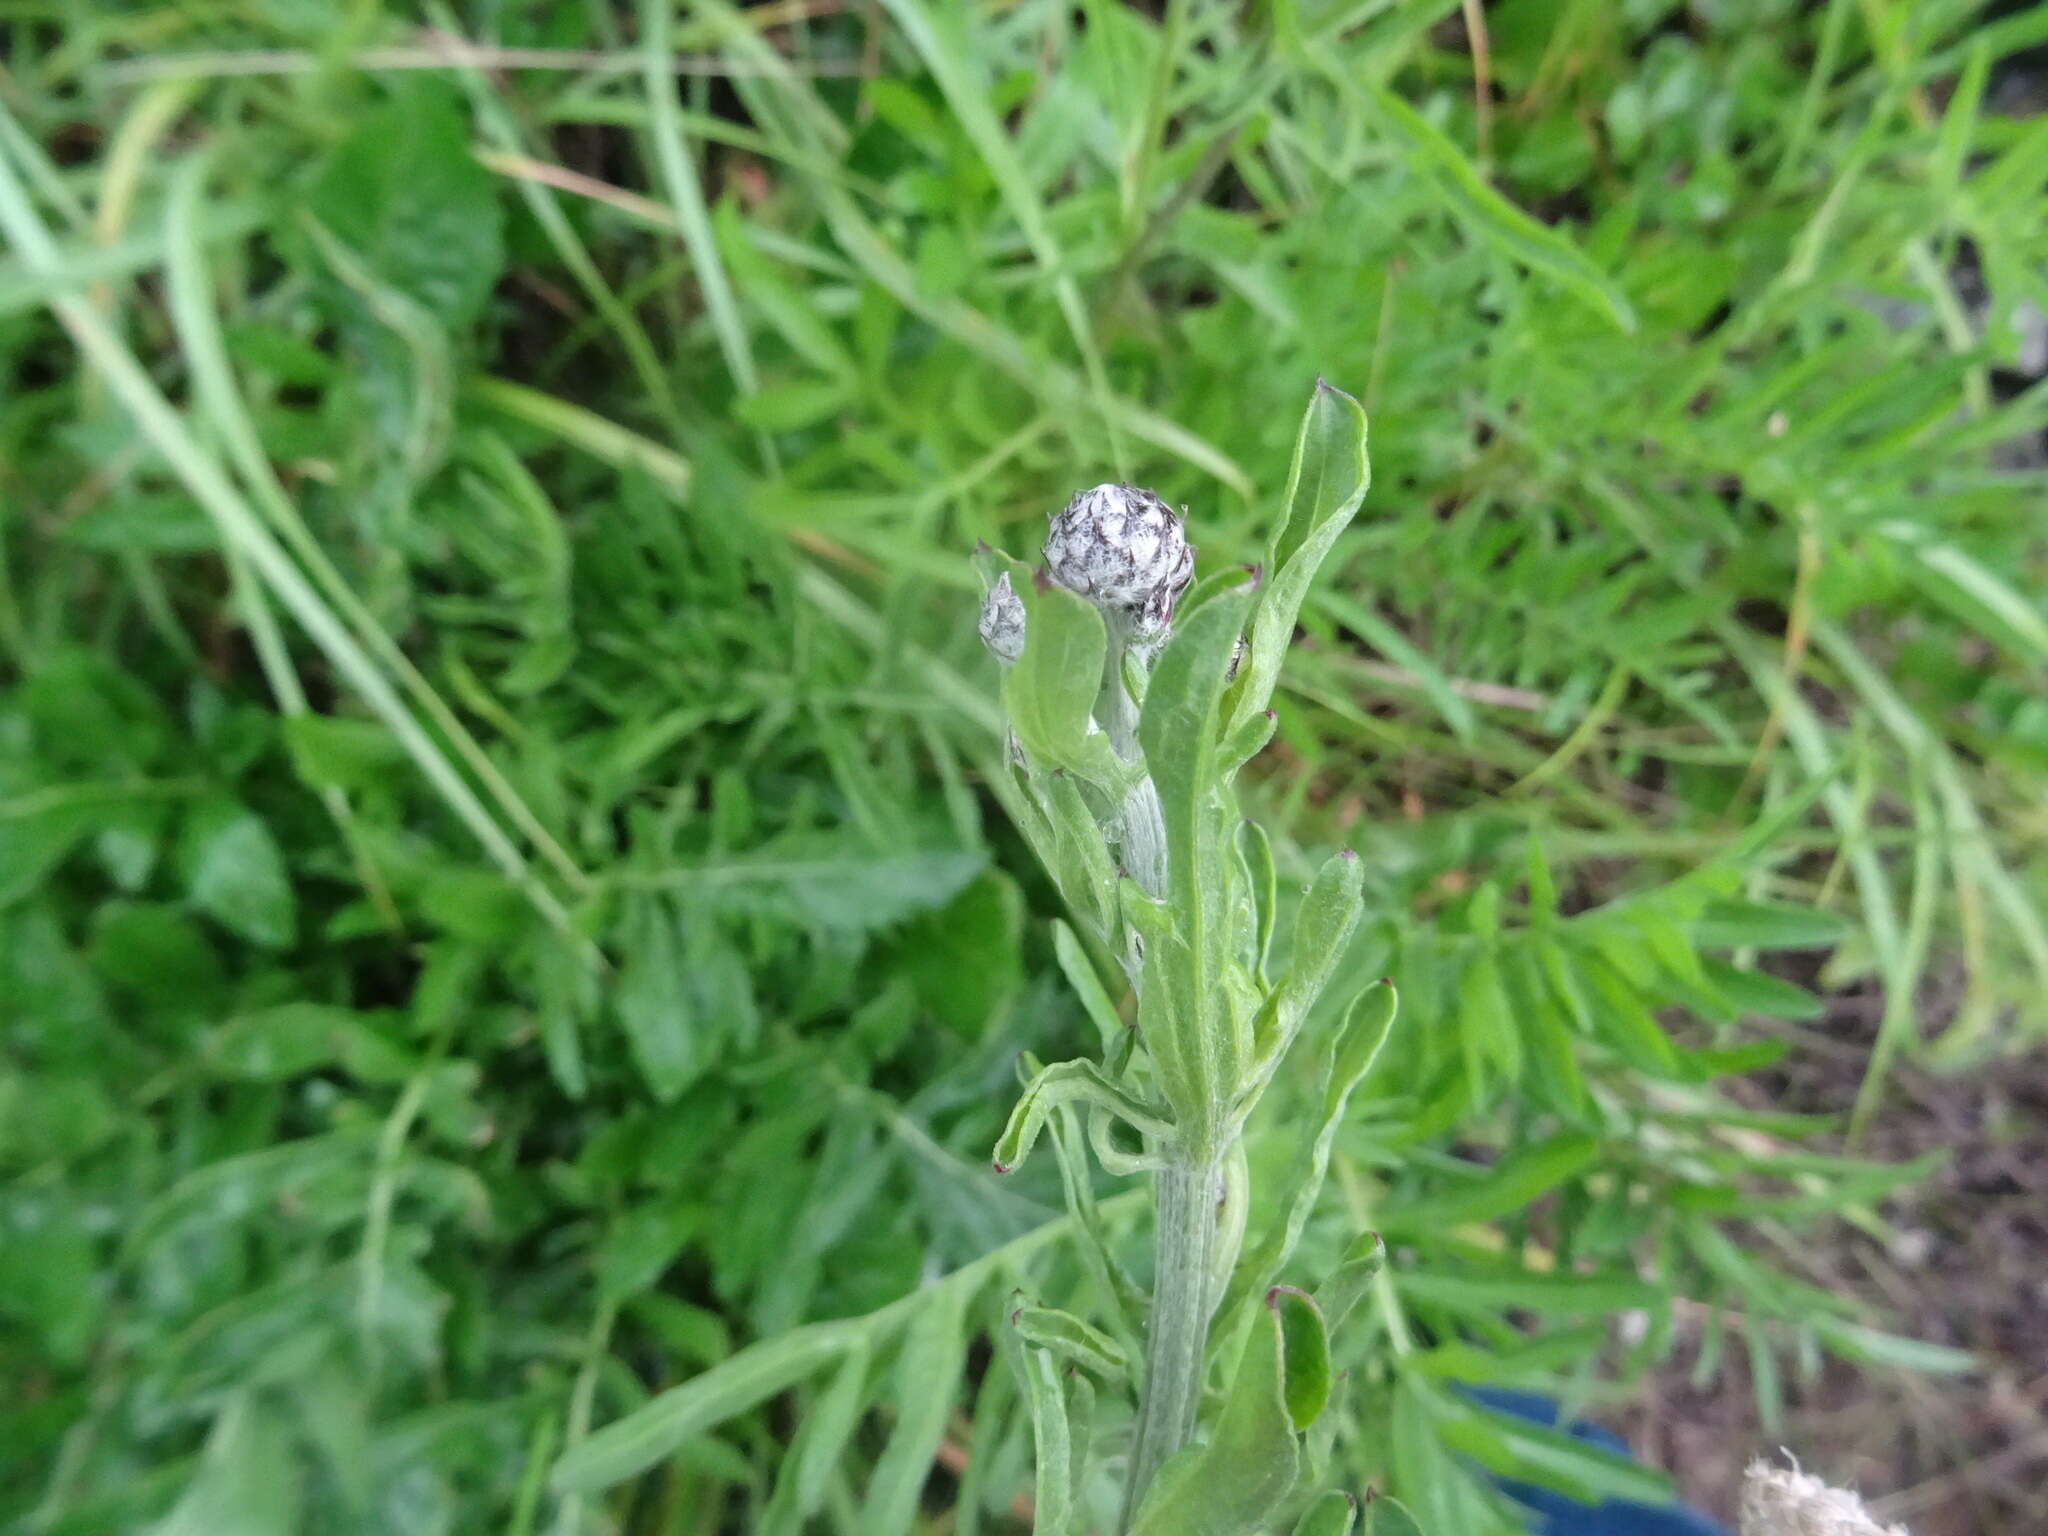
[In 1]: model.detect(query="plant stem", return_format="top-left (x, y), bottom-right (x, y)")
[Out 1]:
top-left (1101, 631), bottom-right (1169, 903)
top-left (1120, 1153), bottom-right (1220, 1531)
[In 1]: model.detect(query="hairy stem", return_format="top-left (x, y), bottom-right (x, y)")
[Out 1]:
top-left (1121, 1153), bottom-right (1220, 1529)
top-left (1101, 631), bottom-right (1169, 903)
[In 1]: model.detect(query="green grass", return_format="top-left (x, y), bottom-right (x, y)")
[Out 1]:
top-left (1, 1), bottom-right (2042, 1531)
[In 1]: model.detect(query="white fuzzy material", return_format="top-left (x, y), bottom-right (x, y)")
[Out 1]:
top-left (1042, 484), bottom-right (1194, 633)
top-left (1739, 1458), bottom-right (1909, 1536)
top-left (978, 572), bottom-right (1027, 665)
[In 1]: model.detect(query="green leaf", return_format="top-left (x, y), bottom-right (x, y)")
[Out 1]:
top-left (598, 1200), bottom-right (703, 1305)
top-left (657, 844), bottom-right (983, 932)
top-left (860, 1279), bottom-right (971, 1535)
top-left (90, 901), bottom-right (223, 1001)
top-left (1380, 1133), bottom-right (1600, 1232)
top-left (1438, 1401), bottom-right (1671, 1507)
top-left (1314, 1230), bottom-right (1386, 1334)
top-left (992, 1057), bottom-right (1170, 1175)
top-left (1362, 1493), bottom-right (1426, 1536)
top-left (1232, 381), bottom-right (1370, 733)
top-left (1052, 918), bottom-right (1126, 1053)
top-left (784, 1343), bottom-right (871, 1523)
top-left (614, 898), bottom-right (699, 1103)
top-left (306, 84), bottom-right (504, 325)
top-left (125, 1133), bottom-right (370, 1258)
top-left (1454, 952), bottom-right (1521, 1099)
top-left (1394, 1268), bottom-right (1662, 1316)
top-left (894, 868), bottom-right (1021, 1033)
top-left (1137, 575), bottom-right (1260, 1113)
top-left (149, 1395), bottom-right (302, 1536)
top-left (63, 492), bottom-right (218, 553)
top-left (1357, 80), bottom-right (1635, 332)
top-left (1277, 852), bottom-right (1367, 1037)
top-left (1021, 1346), bottom-right (1075, 1536)
top-left (1700, 959), bottom-right (1825, 1020)
top-left (281, 714), bottom-right (402, 793)
top-left (1329, 978), bottom-right (1398, 1109)
top-left (1238, 820), bottom-right (1278, 980)
top-left (1811, 1318), bottom-right (1974, 1375)
top-left (0, 797), bottom-right (100, 906)
top-left (1292, 1491), bottom-right (1358, 1536)
top-left (1127, 1286), bottom-right (1303, 1536)
top-left (1235, 982), bottom-right (1397, 1310)
top-left (176, 800), bottom-right (296, 949)
top-left (1011, 1298), bottom-right (1128, 1380)
top-left (552, 1320), bottom-right (861, 1493)
top-left (1691, 900), bottom-right (1848, 950)
top-left (1269, 1286), bottom-right (1333, 1429)
top-left (1143, 577), bottom-right (1261, 915)
top-left (204, 1003), bottom-right (413, 1083)
top-left (1037, 773), bottom-right (1121, 935)
top-left (1004, 579), bottom-right (1120, 784)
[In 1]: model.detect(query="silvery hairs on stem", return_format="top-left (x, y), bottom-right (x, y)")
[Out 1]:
top-left (1740, 1458), bottom-right (1910, 1536)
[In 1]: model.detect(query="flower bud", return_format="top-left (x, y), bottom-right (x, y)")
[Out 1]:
top-left (978, 572), bottom-right (1027, 665)
top-left (1740, 1458), bottom-right (1908, 1536)
top-left (1043, 484), bottom-right (1195, 637)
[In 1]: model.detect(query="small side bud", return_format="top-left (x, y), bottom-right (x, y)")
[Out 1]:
top-left (978, 572), bottom-right (1026, 665)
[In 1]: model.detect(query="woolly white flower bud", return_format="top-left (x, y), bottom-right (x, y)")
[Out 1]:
top-left (1740, 1458), bottom-right (1908, 1536)
top-left (1043, 484), bottom-right (1195, 637)
top-left (978, 572), bottom-right (1026, 665)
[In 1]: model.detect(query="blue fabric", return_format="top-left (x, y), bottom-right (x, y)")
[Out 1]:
top-left (1464, 1388), bottom-right (1730, 1536)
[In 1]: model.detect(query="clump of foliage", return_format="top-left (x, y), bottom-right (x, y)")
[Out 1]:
top-left (2, 1), bottom-right (2035, 1532)
top-left (974, 388), bottom-right (1392, 1532)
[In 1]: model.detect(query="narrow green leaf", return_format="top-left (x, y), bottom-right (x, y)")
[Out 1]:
top-left (1439, 1403), bottom-right (1671, 1507)
top-left (1052, 918), bottom-right (1126, 1054)
top-left (1357, 80), bottom-right (1635, 331)
top-left (1700, 959), bottom-right (1825, 1021)
top-left (786, 1342), bottom-right (871, 1523)
top-left (1142, 576), bottom-right (1261, 921)
top-left (552, 1321), bottom-right (860, 1493)
top-left (1812, 1318), bottom-right (1974, 1375)
top-left (1022, 1347), bottom-right (1074, 1536)
top-left (1395, 1268), bottom-right (1661, 1316)
top-left (1233, 981), bottom-right (1397, 1316)
top-left (1380, 1133), bottom-right (1600, 1232)
top-left (1238, 820), bottom-right (1278, 980)
top-left (861, 1279), bottom-right (972, 1536)
top-left (640, 0), bottom-right (756, 396)
top-left (1691, 900), bottom-right (1847, 950)
top-left (1315, 1230), bottom-right (1386, 1334)
top-left (1010, 1298), bottom-right (1128, 1380)
top-left (1232, 382), bottom-right (1369, 733)
top-left (1138, 574), bottom-right (1261, 1114)
top-left (992, 1057), bottom-right (1171, 1175)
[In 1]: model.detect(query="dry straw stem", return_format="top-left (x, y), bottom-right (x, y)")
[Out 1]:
top-left (1740, 1458), bottom-right (1909, 1536)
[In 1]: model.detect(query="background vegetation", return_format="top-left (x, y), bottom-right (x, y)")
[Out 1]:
top-left (3, 1), bottom-right (2045, 1532)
